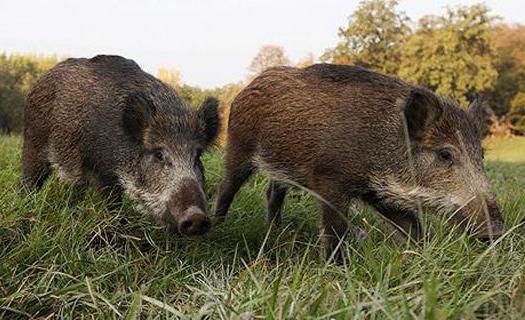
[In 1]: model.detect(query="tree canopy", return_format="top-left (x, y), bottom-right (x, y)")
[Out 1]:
top-left (0, 54), bottom-right (60, 132)
top-left (320, 1), bottom-right (525, 131)
top-left (248, 45), bottom-right (290, 78)
top-left (490, 24), bottom-right (525, 117)
top-left (156, 67), bottom-right (182, 88)
top-left (322, 0), bottom-right (410, 75)
top-left (398, 4), bottom-right (497, 105)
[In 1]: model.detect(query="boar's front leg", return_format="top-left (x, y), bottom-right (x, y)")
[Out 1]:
top-left (64, 178), bottom-right (89, 204)
top-left (313, 185), bottom-right (351, 263)
top-left (266, 180), bottom-right (288, 226)
top-left (362, 192), bottom-right (422, 240)
top-left (97, 173), bottom-right (124, 209)
top-left (320, 199), bottom-right (351, 264)
top-left (375, 203), bottom-right (422, 240)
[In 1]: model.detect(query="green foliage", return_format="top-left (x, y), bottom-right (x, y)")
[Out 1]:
top-left (489, 24), bottom-right (525, 116)
top-left (511, 92), bottom-right (525, 116)
top-left (509, 92), bottom-right (525, 130)
top-left (324, 1), bottom-right (499, 107)
top-left (1, 135), bottom-right (524, 318)
top-left (398, 4), bottom-right (497, 105)
top-left (0, 53), bottom-right (60, 132)
top-left (322, 0), bottom-right (410, 75)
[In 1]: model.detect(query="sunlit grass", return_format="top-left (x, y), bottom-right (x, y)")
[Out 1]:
top-left (1, 135), bottom-right (524, 319)
top-left (484, 136), bottom-right (525, 163)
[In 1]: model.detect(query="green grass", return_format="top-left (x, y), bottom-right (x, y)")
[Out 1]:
top-left (1, 135), bottom-right (524, 319)
top-left (485, 136), bottom-right (525, 163)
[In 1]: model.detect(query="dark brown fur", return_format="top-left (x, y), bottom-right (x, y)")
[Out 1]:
top-left (216, 64), bottom-right (504, 257)
top-left (22, 55), bottom-right (219, 236)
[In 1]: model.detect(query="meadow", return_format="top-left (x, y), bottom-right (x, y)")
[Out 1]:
top-left (0, 135), bottom-right (524, 319)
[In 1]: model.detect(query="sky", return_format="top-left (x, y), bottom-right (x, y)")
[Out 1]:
top-left (0, 0), bottom-right (523, 88)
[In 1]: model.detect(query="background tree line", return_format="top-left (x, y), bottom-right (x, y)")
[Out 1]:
top-left (321, 0), bottom-right (525, 133)
top-left (0, 54), bottom-right (59, 133)
top-left (1, 0), bottom-right (524, 135)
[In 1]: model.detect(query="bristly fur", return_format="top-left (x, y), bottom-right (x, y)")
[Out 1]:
top-left (215, 63), bottom-right (504, 257)
top-left (21, 55), bottom-right (219, 234)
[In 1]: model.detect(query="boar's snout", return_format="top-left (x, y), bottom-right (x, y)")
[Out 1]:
top-left (460, 197), bottom-right (504, 241)
top-left (177, 207), bottom-right (211, 236)
top-left (167, 178), bottom-right (211, 236)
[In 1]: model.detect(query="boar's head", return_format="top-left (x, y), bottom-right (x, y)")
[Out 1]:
top-left (375, 88), bottom-right (504, 240)
top-left (120, 93), bottom-right (219, 236)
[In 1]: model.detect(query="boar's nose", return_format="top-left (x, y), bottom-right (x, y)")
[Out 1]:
top-left (177, 207), bottom-right (211, 236)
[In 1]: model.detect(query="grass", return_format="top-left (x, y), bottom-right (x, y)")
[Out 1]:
top-left (1, 135), bottom-right (524, 319)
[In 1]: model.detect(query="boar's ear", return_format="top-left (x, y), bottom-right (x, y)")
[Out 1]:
top-left (122, 92), bottom-right (156, 142)
top-left (403, 87), bottom-right (442, 142)
top-left (197, 97), bottom-right (220, 147)
top-left (467, 94), bottom-right (493, 137)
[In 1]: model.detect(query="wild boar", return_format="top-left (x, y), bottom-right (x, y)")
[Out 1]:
top-left (21, 55), bottom-right (219, 236)
top-left (215, 64), bottom-right (504, 256)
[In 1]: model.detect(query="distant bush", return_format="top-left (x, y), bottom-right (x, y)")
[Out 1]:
top-left (509, 92), bottom-right (525, 131)
top-left (0, 53), bottom-right (60, 133)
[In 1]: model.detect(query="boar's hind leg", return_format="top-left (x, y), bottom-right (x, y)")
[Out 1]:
top-left (266, 180), bottom-right (288, 226)
top-left (20, 140), bottom-right (51, 195)
top-left (215, 151), bottom-right (255, 218)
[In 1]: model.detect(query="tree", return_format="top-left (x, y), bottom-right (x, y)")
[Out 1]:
top-left (0, 54), bottom-right (60, 133)
top-left (248, 45), bottom-right (290, 77)
top-left (215, 83), bottom-right (244, 144)
top-left (509, 92), bottom-right (525, 131)
top-left (321, 0), bottom-right (410, 75)
top-left (296, 53), bottom-right (316, 68)
top-left (398, 4), bottom-right (498, 105)
top-left (488, 24), bottom-right (525, 116)
top-left (157, 67), bottom-right (182, 88)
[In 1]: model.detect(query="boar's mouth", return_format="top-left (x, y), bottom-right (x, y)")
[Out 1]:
top-left (119, 173), bottom-right (211, 236)
top-left (455, 198), bottom-right (504, 240)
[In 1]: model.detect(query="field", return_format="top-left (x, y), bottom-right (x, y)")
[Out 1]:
top-left (0, 135), bottom-right (524, 319)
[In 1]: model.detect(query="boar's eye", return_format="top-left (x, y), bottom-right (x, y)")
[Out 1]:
top-left (153, 149), bottom-right (165, 162)
top-left (437, 148), bottom-right (454, 165)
